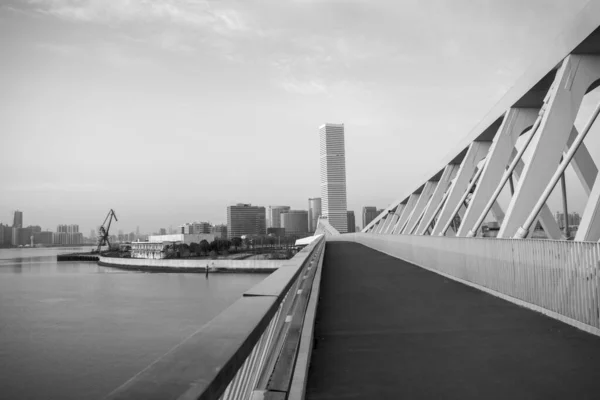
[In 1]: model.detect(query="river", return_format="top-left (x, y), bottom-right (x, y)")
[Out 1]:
top-left (0, 247), bottom-right (266, 399)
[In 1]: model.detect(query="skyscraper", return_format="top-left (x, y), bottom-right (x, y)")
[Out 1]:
top-left (362, 206), bottom-right (378, 228)
top-left (319, 123), bottom-right (348, 233)
top-left (13, 210), bottom-right (23, 228)
top-left (308, 198), bottom-right (322, 232)
top-left (267, 206), bottom-right (291, 228)
top-left (227, 204), bottom-right (266, 238)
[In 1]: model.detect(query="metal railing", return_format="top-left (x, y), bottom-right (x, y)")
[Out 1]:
top-left (105, 235), bottom-right (325, 400)
top-left (331, 233), bottom-right (600, 335)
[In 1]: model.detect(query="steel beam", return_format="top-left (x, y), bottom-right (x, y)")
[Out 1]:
top-left (566, 126), bottom-right (598, 195)
top-left (457, 108), bottom-right (538, 236)
top-left (416, 165), bottom-right (460, 235)
top-left (499, 55), bottom-right (600, 238)
top-left (576, 173), bottom-right (600, 241)
top-left (432, 141), bottom-right (491, 236)
top-left (404, 181), bottom-right (438, 235)
top-left (393, 194), bottom-right (420, 234)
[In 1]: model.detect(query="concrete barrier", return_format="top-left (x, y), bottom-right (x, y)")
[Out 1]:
top-left (98, 256), bottom-right (282, 273)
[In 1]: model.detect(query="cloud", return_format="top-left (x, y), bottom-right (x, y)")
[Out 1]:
top-left (279, 78), bottom-right (327, 95)
top-left (6, 182), bottom-right (108, 193)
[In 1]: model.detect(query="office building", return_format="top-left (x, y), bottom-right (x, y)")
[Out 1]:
top-left (362, 206), bottom-right (378, 228)
top-left (268, 206), bottom-right (291, 228)
top-left (347, 211), bottom-right (356, 233)
top-left (319, 123), bottom-right (348, 233)
top-left (211, 224), bottom-right (228, 239)
top-left (13, 210), bottom-right (23, 228)
top-left (308, 198), bottom-right (322, 232)
top-left (159, 228), bottom-right (167, 235)
top-left (281, 210), bottom-right (309, 237)
top-left (180, 222), bottom-right (212, 234)
top-left (227, 204), bottom-right (266, 238)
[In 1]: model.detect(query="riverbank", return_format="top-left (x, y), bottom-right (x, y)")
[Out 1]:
top-left (98, 256), bottom-right (280, 273)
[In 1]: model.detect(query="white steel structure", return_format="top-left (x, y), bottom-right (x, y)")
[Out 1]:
top-left (319, 123), bottom-right (348, 233)
top-left (363, 7), bottom-right (600, 244)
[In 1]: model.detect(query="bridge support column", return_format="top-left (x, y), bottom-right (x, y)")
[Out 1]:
top-left (499, 54), bottom-right (600, 238)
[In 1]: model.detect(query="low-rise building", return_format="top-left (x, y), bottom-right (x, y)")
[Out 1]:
top-left (131, 242), bottom-right (169, 259)
top-left (148, 233), bottom-right (215, 244)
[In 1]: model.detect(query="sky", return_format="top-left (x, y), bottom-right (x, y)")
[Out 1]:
top-left (0, 0), bottom-right (598, 234)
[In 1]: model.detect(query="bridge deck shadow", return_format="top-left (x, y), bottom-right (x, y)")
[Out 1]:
top-left (306, 241), bottom-right (600, 400)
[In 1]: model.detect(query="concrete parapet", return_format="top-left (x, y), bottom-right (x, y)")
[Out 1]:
top-left (98, 256), bottom-right (282, 273)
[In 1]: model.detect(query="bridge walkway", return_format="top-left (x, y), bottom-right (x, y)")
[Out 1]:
top-left (306, 241), bottom-right (600, 399)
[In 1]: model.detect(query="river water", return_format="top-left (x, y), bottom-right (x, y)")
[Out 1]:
top-left (0, 247), bottom-right (266, 399)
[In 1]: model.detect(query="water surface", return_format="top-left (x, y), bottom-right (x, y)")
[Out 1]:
top-left (0, 247), bottom-right (265, 399)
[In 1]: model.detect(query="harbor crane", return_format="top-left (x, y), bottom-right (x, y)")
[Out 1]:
top-left (96, 209), bottom-right (118, 253)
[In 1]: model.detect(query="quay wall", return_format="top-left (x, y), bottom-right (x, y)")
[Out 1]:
top-left (98, 256), bottom-right (281, 273)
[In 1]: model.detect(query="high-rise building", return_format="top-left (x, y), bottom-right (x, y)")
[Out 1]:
top-left (319, 123), bottom-right (348, 233)
top-left (308, 198), bottom-right (322, 232)
top-left (159, 228), bottom-right (167, 235)
top-left (267, 206), bottom-right (291, 228)
top-left (227, 204), bottom-right (266, 238)
top-left (281, 210), bottom-right (309, 237)
top-left (347, 211), bottom-right (356, 233)
top-left (362, 206), bottom-right (378, 228)
top-left (13, 210), bottom-right (23, 228)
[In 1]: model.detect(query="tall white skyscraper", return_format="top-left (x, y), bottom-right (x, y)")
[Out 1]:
top-left (319, 123), bottom-right (348, 233)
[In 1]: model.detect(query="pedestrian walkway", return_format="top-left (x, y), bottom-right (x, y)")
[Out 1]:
top-left (306, 241), bottom-right (600, 399)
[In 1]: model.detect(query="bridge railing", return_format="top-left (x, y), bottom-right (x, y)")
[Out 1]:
top-left (105, 235), bottom-right (325, 400)
top-left (331, 233), bottom-right (600, 335)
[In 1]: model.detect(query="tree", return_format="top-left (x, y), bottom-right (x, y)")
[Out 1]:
top-left (189, 242), bottom-right (199, 256)
top-left (199, 240), bottom-right (210, 256)
top-left (231, 237), bottom-right (242, 251)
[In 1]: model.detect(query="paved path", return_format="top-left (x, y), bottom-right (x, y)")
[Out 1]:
top-left (306, 241), bottom-right (600, 400)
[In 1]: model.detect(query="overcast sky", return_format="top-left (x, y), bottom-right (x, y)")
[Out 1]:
top-left (1, 0), bottom-right (598, 234)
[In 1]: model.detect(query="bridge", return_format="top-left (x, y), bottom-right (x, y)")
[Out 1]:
top-left (105, 3), bottom-right (600, 399)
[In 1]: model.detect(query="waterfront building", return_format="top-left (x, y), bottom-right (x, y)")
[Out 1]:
top-left (52, 231), bottom-right (83, 245)
top-left (131, 242), bottom-right (168, 259)
top-left (308, 198), bottom-right (322, 232)
top-left (362, 206), bottom-right (378, 228)
top-left (319, 123), bottom-right (348, 233)
top-left (33, 231), bottom-right (53, 245)
top-left (11, 227), bottom-right (20, 246)
top-left (267, 206), bottom-right (291, 228)
top-left (1, 224), bottom-right (11, 245)
top-left (281, 210), bottom-right (309, 237)
top-left (347, 211), bottom-right (356, 233)
top-left (148, 233), bottom-right (215, 245)
top-left (13, 210), bottom-right (23, 228)
top-left (227, 204), bottom-right (266, 238)
top-left (211, 224), bottom-right (228, 239)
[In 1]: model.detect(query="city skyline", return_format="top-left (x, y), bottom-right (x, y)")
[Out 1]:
top-left (2, 1), bottom-right (599, 234)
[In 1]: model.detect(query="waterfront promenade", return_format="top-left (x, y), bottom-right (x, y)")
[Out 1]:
top-left (306, 242), bottom-right (600, 399)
